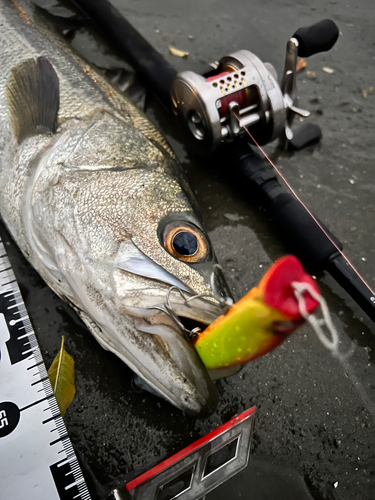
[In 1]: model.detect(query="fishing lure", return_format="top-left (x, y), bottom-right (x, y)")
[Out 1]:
top-left (193, 255), bottom-right (320, 370)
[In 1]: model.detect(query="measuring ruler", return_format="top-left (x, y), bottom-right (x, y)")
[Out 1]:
top-left (0, 235), bottom-right (91, 500)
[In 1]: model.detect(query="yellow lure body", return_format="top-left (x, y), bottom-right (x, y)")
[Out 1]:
top-left (194, 287), bottom-right (289, 369)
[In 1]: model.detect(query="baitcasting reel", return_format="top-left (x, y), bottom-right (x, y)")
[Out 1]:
top-left (171, 20), bottom-right (339, 154)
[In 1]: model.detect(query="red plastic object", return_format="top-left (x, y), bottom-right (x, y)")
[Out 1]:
top-left (261, 255), bottom-right (320, 320)
top-left (126, 407), bottom-right (256, 499)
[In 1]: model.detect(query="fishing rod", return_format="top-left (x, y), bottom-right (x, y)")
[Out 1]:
top-left (72, 0), bottom-right (375, 323)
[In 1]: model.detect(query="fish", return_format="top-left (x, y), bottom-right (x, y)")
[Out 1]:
top-left (0, 0), bottom-right (233, 417)
top-left (0, 1), bottom-right (316, 419)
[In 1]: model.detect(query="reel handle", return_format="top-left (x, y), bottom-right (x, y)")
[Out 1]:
top-left (293, 19), bottom-right (339, 58)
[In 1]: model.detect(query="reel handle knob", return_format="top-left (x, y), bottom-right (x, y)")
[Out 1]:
top-left (293, 19), bottom-right (339, 57)
top-left (287, 123), bottom-right (321, 151)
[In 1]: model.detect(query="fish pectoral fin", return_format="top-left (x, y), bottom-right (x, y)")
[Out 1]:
top-left (5, 56), bottom-right (59, 143)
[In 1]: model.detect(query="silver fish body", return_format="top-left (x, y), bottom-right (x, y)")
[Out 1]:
top-left (0, 0), bottom-right (232, 416)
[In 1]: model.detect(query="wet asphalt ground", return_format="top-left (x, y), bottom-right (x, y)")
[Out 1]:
top-left (1, 0), bottom-right (374, 499)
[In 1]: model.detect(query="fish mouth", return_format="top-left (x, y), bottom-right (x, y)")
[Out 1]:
top-left (119, 290), bottom-right (222, 417)
top-left (122, 290), bottom-right (222, 418)
top-left (111, 242), bottom-right (230, 416)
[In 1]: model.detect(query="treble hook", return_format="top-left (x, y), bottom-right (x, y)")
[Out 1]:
top-left (144, 271), bottom-right (233, 341)
top-left (182, 268), bottom-right (233, 311)
top-left (146, 304), bottom-right (192, 337)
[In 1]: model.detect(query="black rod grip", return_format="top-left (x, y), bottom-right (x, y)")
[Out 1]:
top-left (293, 19), bottom-right (339, 58)
top-left (230, 142), bottom-right (342, 273)
top-left (267, 193), bottom-right (342, 274)
top-left (72, 0), bottom-right (177, 109)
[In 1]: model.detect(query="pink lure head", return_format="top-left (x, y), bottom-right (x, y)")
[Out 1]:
top-left (259, 255), bottom-right (320, 321)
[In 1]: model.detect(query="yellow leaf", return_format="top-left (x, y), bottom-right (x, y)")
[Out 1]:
top-left (48, 336), bottom-right (76, 417)
top-left (296, 58), bottom-right (307, 72)
top-left (168, 45), bottom-right (189, 58)
top-left (362, 87), bottom-right (375, 99)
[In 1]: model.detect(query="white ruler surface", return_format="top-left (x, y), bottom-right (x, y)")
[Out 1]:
top-left (0, 238), bottom-right (91, 500)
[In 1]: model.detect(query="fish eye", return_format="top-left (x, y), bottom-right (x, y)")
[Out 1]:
top-left (163, 222), bottom-right (209, 263)
top-left (173, 231), bottom-right (198, 256)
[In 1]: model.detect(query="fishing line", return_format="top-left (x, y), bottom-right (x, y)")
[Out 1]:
top-left (236, 115), bottom-right (375, 297)
top-left (293, 281), bottom-right (375, 418)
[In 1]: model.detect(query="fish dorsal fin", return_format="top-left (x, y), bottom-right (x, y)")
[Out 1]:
top-left (5, 56), bottom-right (59, 143)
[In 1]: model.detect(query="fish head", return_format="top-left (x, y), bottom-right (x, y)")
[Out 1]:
top-left (28, 110), bottom-right (231, 417)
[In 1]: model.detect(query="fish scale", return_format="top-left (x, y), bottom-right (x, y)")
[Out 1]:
top-left (0, 237), bottom-right (91, 500)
